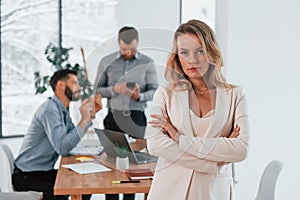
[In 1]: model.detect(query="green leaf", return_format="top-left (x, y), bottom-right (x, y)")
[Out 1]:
top-left (36, 43), bottom-right (94, 97)
top-left (80, 93), bottom-right (89, 101)
top-left (35, 86), bottom-right (47, 94)
top-left (43, 76), bottom-right (49, 84)
top-left (72, 63), bottom-right (80, 71)
top-left (114, 145), bottom-right (129, 158)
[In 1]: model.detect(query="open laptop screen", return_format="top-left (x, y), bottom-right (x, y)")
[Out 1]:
top-left (94, 128), bottom-right (157, 164)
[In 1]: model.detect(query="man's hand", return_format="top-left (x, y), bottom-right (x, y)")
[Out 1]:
top-left (78, 98), bottom-right (96, 129)
top-left (113, 83), bottom-right (140, 101)
top-left (81, 98), bottom-right (96, 119)
top-left (130, 86), bottom-right (140, 101)
top-left (113, 83), bottom-right (128, 95)
top-left (94, 94), bottom-right (102, 112)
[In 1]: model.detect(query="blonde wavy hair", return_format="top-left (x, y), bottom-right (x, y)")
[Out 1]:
top-left (165, 19), bottom-right (231, 90)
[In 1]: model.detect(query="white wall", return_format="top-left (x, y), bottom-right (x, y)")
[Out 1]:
top-left (116, 0), bottom-right (179, 30)
top-left (87, 0), bottom-right (180, 84)
top-left (217, 0), bottom-right (300, 199)
top-left (182, 0), bottom-right (216, 28)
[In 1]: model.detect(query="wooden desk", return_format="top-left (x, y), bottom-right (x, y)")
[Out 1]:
top-left (54, 153), bottom-right (156, 200)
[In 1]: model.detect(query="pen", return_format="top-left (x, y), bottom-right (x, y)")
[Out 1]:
top-left (112, 180), bottom-right (140, 184)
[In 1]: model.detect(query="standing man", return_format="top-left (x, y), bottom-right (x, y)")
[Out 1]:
top-left (13, 69), bottom-right (102, 200)
top-left (94, 26), bottom-right (158, 200)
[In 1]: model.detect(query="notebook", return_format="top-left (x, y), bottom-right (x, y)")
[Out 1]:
top-left (126, 169), bottom-right (154, 180)
top-left (94, 128), bottom-right (158, 164)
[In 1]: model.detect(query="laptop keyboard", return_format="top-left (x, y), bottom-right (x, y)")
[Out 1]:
top-left (134, 151), bottom-right (157, 162)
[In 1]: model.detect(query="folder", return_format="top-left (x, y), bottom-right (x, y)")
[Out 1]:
top-left (125, 169), bottom-right (154, 180)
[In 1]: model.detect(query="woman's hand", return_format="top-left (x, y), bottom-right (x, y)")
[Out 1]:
top-left (217, 125), bottom-right (240, 166)
top-left (228, 125), bottom-right (240, 138)
top-left (148, 109), bottom-right (180, 142)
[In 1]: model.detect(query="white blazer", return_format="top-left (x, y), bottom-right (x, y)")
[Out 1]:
top-left (146, 85), bottom-right (250, 200)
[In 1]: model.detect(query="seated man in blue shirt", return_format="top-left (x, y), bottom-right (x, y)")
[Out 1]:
top-left (12, 69), bottom-right (102, 200)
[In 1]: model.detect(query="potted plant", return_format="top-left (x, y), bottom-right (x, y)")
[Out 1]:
top-left (114, 145), bottom-right (130, 170)
top-left (34, 43), bottom-right (93, 100)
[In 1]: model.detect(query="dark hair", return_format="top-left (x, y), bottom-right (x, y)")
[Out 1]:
top-left (50, 69), bottom-right (77, 92)
top-left (118, 26), bottom-right (138, 44)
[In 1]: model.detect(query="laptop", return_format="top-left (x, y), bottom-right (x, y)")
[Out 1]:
top-left (94, 128), bottom-right (158, 164)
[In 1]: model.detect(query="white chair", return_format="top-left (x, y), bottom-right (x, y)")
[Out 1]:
top-left (0, 143), bottom-right (42, 199)
top-left (255, 160), bottom-right (283, 200)
top-left (232, 163), bottom-right (238, 184)
top-left (0, 191), bottom-right (42, 200)
top-left (0, 142), bottom-right (15, 192)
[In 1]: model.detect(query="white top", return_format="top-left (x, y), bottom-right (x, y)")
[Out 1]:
top-left (189, 109), bottom-right (214, 137)
top-left (188, 109), bottom-right (229, 200)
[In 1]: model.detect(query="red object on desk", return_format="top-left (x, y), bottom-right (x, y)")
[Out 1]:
top-left (126, 169), bottom-right (154, 180)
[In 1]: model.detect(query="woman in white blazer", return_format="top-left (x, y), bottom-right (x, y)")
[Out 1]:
top-left (146, 20), bottom-right (249, 200)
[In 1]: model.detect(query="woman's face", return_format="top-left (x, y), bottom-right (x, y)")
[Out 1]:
top-left (177, 33), bottom-right (210, 80)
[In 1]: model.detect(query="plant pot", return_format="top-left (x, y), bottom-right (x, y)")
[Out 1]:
top-left (116, 156), bottom-right (129, 170)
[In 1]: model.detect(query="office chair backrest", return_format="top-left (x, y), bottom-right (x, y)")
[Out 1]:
top-left (0, 142), bottom-right (15, 192)
top-left (255, 160), bottom-right (283, 200)
top-left (1, 143), bottom-right (14, 174)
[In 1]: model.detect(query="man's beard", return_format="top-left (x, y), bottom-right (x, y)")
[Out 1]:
top-left (65, 86), bottom-right (81, 101)
top-left (123, 54), bottom-right (134, 60)
top-left (122, 50), bottom-right (137, 60)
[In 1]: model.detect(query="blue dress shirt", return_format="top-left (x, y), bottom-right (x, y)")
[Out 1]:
top-left (14, 96), bottom-right (90, 172)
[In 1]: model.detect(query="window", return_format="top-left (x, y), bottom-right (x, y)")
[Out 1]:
top-left (1, 0), bottom-right (58, 137)
top-left (0, 0), bottom-right (118, 137)
top-left (62, 0), bottom-right (118, 64)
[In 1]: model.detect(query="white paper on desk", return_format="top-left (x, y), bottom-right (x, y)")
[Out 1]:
top-left (62, 162), bottom-right (111, 174)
